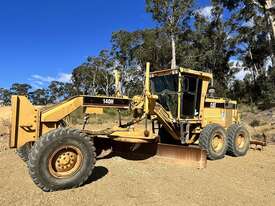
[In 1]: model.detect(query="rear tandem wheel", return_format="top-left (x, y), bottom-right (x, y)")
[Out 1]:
top-left (199, 124), bottom-right (228, 160)
top-left (226, 124), bottom-right (250, 157)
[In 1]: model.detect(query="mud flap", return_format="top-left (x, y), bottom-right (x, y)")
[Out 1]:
top-left (10, 95), bottom-right (40, 148)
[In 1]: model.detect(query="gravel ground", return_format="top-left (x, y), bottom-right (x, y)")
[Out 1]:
top-left (1, 106), bottom-right (275, 206)
top-left (0, 136), bottom-right (275, 206)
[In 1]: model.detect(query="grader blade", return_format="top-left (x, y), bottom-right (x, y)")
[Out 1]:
top-left (110, 141), bottom-right (207, 169)
top-left (156, 144), bottom-right (207, 169)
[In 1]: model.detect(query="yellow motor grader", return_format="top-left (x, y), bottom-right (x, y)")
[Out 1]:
top-left (9, 63), bottom-right (250, 191)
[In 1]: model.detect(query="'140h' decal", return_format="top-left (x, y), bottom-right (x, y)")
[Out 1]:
top-left (210, 102), bottom-right (216, 108)
top-left (103, 98), bottom-right (114, 105)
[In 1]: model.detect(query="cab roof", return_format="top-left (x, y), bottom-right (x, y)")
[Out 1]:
top-left (150, 67), bottom-right (213, 80)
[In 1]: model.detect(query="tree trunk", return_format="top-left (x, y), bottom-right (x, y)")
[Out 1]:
top-left (171, 34), bottom-right (176, 70)
top-left (105, 75), bottom-right (109, 96)
top-left (265, 0), bottom-right (275, 67)
top-left (249, 49), bottom-right (259, 77)
top-left (265, 0), bottom-right (275, 36)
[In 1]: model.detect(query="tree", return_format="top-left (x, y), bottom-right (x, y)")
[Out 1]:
top-left (111, 28), bottom-right (175, 96)
top-left (220, 0), bottom-right (275, 104)
top-left (222, 0), bottom-right (275, 66)
top-left (0, 88), bottom-right (11, 105)
top-left (111, 31), bottom-right (139, 68)
top-left (112, 29), bottom-right (173, 69)
top-left (132, 29), bottom-right (172, 70)
top-left (171, 2), bottom-right (236, 95)
top-left (72, 50), bottom-right (116, 96)
top-left (30, 89), bottom-right (50, 105)
top-left (10, 83), bottom-right (32, 96)
top-left (48, 81), bottom-right (65, 103)
top-left (146, 0), bottom-right (193, 69)
top-left (123, 66), bottom-right (144, 97)
top-left (90, 50), bottom-right (115, 96)
top-left (64, 83), bottom-right (77, 98)
top-left (72, 65), bottom-right (95, 95)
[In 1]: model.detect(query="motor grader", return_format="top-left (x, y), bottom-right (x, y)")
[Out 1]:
top-left (9, 63), bottom-right (250, 192)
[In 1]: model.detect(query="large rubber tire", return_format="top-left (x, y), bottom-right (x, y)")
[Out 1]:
top-left (16, 142), bottom-right (32, 162)
top-left (28, 128), bottom-right (96, 192)
top-left (227, 124), bottom-right (250, 157)
top-left (199, 124), bottom-right (228, 160)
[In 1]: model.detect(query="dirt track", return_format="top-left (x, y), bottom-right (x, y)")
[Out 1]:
top-left (0, 134), bottom-right (275, 206)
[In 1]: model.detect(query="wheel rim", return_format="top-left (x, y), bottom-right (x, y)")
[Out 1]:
top-left (211, 133), bottom-right (224, 152)
top-left (48, 145), bottom-right (83, 178)
top-left (235, 132), bottom-right (246, 149)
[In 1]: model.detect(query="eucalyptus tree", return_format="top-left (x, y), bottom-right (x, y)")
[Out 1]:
top-left (146, 0), bottom-right (194, 69)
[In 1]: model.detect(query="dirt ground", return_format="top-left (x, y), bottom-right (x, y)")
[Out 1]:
top-left (0, 134), bottom-right (274, 206)
top-left (1, 106), bottom-right (275, 206)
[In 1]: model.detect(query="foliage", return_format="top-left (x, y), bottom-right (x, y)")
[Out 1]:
top-left (112, 29), bottom-right (172, 70)
top-left (222, 0), bottom-right (275, 107)
top-left (48, 81), bottom-right (65, 103)
top-left (72, 50), bottom-right (115, 96)
top-left (10, 83), bottom-right (32, 96)
top-left (146, 0), bottom-right (194, 69)
top-left (1, 0), bottom-right (275, 110)
top-left (29, 89), bottom-right (50, 105)
top-left (0, 88), bottom-right (11, 105)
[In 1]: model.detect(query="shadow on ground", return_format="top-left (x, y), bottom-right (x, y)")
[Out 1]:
top-left (83, 166), bottom-right (109, 186)
top-left (95, 138), bottom-right (158, 161)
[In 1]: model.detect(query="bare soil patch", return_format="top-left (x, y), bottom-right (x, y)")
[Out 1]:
top-left (0, 106), bottom-right (275, 205)
top-left (0, 135), bottom-right (275, 206)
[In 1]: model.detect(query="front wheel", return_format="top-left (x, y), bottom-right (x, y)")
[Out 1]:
top-left (28, 128), bottom-right (96, 192)
top-left (227, 124), bottom-right (250, 157)
top-left (16, 142), bottom-right (32, 162)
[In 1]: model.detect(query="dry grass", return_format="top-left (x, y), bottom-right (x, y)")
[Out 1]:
top-left (240, 105), bottom-right (275, 143)
top-left (0, 107), bottom-right (11, 152)
top-left (0, 106), bottom-right (11, 136)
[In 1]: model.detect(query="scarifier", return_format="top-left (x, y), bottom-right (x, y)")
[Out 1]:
top-left (10, 63), bottom-right (250, 191)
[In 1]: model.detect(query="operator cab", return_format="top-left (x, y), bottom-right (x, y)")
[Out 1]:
top-left (150, 68), bottom-right (212, 120)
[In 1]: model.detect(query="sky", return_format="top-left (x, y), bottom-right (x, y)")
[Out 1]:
top-left (0, 0), bottom-right (211, 89)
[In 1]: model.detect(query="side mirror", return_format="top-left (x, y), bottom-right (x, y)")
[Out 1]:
top-left (208, 87), bottom-right (216, 98)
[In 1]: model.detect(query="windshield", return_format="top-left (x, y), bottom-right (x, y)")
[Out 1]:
top-left (150, 74), bottom-right (178, 117)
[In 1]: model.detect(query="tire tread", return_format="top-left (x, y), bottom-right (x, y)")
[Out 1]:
top-left (227, 124), bottom-right (250, 157)
top-left (199, 124), bottom-right (227, 160)
top-left (28, 128), bottom-right (96, 192)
